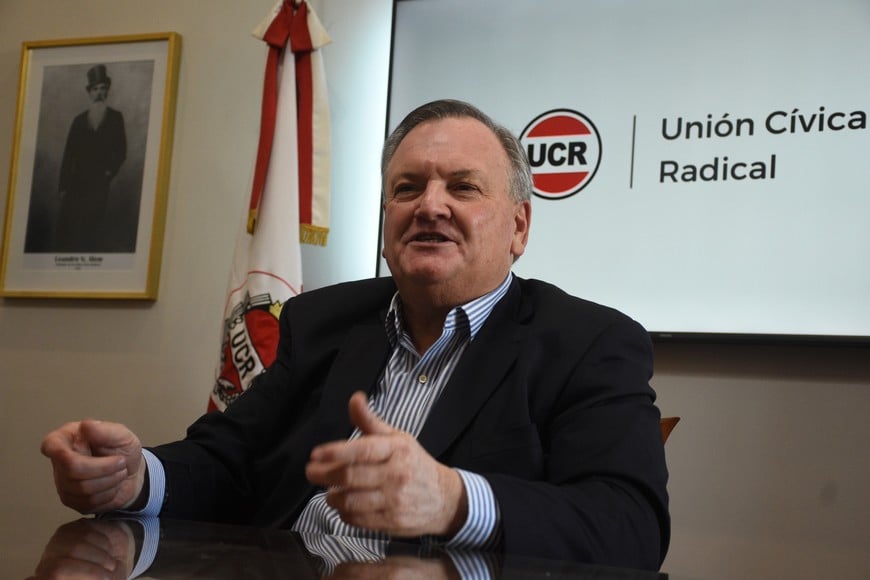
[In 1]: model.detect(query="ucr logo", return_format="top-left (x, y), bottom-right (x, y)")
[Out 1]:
top-left (520, 109), bottom-right (602, 200)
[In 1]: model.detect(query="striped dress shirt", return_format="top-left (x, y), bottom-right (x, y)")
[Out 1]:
top-left (292, 274), bottom-right (512, 549)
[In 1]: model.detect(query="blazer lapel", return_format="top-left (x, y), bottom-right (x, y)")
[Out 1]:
top-left (417, 283), bottom-right (526, 458)
top-left (313, 321), bottom-right (391, 443)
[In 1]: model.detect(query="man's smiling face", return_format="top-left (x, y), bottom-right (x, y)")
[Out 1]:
top-left (381, 116), bottom-right (530, 307)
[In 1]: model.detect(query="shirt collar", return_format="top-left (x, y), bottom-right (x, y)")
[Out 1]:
top-left (385, 273), bottom-right (513, 347)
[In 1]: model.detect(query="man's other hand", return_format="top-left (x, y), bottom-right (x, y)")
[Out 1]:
top-left (305, 392), bottom-right (468, 538)
top-left (41, 420), bottom-right (144, 514)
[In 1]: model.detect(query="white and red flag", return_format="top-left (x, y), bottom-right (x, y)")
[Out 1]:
top-left (209, 0), bottom-right (330, 412)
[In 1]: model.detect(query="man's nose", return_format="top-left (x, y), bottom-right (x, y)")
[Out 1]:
top-left (414, 182), bottom-right (451, 218)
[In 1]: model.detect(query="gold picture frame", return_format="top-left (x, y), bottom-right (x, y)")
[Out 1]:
top-left (1, 32), bottom-right (181, 299)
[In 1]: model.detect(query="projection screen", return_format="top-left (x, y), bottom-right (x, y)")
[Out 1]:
top-left (380, 0), bottom-right (870, 342)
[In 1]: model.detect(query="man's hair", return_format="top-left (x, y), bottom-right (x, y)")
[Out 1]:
top-left (381, 99), bottom-right (532, 203)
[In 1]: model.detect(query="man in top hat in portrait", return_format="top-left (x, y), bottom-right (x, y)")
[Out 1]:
top-left (55, 63), bottom-right (127, 252)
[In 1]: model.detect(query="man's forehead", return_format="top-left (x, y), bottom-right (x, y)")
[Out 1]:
top-left (389, 117), bottom-right (505, 169)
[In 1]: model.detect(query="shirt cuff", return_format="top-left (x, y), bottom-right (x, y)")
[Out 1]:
top-left (131, 449), bottom-right (166, 517)
top-left (445, 469), bottom-right (500, 550)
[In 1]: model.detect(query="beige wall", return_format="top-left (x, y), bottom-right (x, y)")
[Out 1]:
top-left (0, 2), bottom-right (867, 579)
top-left (654, 342), bottom-right (869, 578)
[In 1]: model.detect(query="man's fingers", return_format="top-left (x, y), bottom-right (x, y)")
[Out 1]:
top-left (80, 419), bottom-right (139, 456)
top-left (348, 391), bottom-right (393, 436)
top-left (42, 420), bottom-right (140, 463)
top-left (58, 482), bottom-right (132, 514)
top-left (59, 465), bottom-right (129, 496)
top-left (325, 487), bottom-right (387, 515)
top-left (325, 490), bottom-right (394, 533)
top-left (306, 454), bottom-right (394, 489)
top-left (309, 434), bottom-right (396, 468)
top-left (52, 449), bottom-right (127, 481)
top-left (41, 423), bottom-right (85, 458)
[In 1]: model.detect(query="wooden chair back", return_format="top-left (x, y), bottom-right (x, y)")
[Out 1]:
top-left (660, 417), bottom-right (680, 444)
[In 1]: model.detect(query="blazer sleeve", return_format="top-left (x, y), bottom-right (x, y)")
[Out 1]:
top-left (484, 315), bottom-right (669, 571)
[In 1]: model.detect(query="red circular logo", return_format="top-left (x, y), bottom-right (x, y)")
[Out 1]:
top-left (520, 109), bottom-right (602, 199)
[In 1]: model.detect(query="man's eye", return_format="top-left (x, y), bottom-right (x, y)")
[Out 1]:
top-left (391, 184), bottom-right (417, 199)
top-left (452, 182), bottom-right (479, 195)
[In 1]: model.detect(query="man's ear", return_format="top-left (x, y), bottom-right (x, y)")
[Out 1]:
top-left (511, 200), bottom-right (532, 259)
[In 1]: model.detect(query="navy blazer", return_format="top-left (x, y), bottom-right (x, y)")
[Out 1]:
top-left (151, 276), bottom-right (670, 570)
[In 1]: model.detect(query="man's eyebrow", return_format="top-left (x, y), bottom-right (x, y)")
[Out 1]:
top-left (389, 171), bottom-right (420, 182)
top-left (389, 168), bottom-right (483, 182)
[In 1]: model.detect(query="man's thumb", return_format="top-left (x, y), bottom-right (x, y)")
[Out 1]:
top-left (348, 391), bottom-right (392, 435)
top-left (79, 419), bottom-right (136, 455)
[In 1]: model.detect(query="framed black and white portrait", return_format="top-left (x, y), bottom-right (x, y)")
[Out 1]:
top-left (1, 32), bottom-right (181, 299)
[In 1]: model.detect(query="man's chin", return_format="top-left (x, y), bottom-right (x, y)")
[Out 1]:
top-left (403, 269), bottom-right (451, 285)
top-left (388, 253), bottom-right (454, 278)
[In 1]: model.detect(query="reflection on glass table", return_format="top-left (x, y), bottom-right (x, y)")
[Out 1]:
top-left (27, 516), bottom-right (669, 579)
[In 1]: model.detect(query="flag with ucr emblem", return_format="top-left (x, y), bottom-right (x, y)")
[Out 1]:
top-left (209, 0), bottom-right (331, 411)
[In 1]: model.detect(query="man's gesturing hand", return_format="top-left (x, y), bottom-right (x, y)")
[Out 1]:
top-left (40, 420), bottom-right (145, 514)
top-left (305, 392), bottom-right (468, 538)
